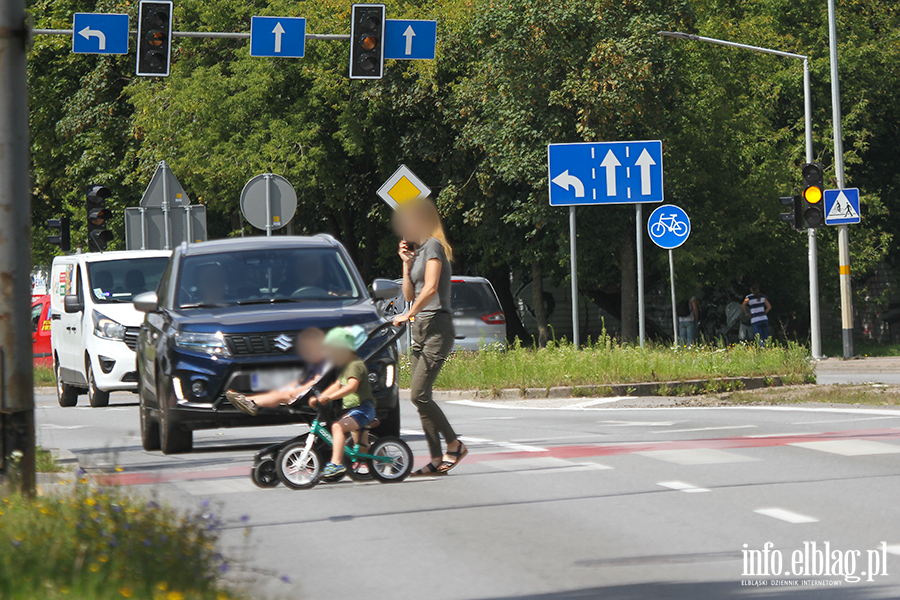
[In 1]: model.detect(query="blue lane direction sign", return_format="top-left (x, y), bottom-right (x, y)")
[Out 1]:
top-left (824, 188), bottom-right (861, 225)
top-left (648, 204), bottom-right (690, 250)
top-left (384, 19), bottom-right (437, 60)
top-left (72, 13), bottom-right (129, 55)
top-left (548, 140), bottom-right (663, 206)
top-left (250, 16), bottom-right (306, 58)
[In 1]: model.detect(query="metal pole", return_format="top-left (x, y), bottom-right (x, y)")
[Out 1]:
top-left (803, 58), bottom-right (822, 359)
top-left (139, 207), bottom-right (147, 250)
top-left (636, 204), bottom-right (645, 347)
top-left (186, 205), bottom-right (193, 245)
top-left (161, 161), bottom-right (171, 250)
top-left (265, 174), bottom-right (273, 237)
top-left (32, 29), bottom-right (350, 41)
top-left (827, 0), bottom-right (853, 359)
top-left (569, 206), bottom-right (579, 348)
top-left (669, 249), bottom-right (678, 345)
top-left (0, 0), bottom-right (35, 494)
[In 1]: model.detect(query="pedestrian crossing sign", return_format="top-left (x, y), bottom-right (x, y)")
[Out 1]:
top-left (377, 165), bottom-right (432, 210)
top-left (823, 188), bottom-right (861, 226)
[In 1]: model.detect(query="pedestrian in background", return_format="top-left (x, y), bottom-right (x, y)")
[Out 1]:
top-left (676, 293), bottom-right (701, 346)
top-left (392, 198), bottom-right (467, 476)
top-left (742, 283), bottom-right (772, 346)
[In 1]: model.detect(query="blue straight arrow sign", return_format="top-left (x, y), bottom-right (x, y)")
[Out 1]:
top-left (250, 16), bottom-right (306, 58)
top-left (384, 19), bottom-right (437, 60)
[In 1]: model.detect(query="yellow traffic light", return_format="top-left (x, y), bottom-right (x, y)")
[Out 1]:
top-left (803, 186), bottom-right (822, 204)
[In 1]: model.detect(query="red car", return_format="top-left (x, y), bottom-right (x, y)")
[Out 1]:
top-left (32, 294), bottom-right (52, 367)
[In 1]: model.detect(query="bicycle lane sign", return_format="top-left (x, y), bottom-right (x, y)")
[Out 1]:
top-left (648, 204), bottom-right (690, 249)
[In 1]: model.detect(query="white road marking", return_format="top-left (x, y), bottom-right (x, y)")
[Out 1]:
top-left (657, 481), bottom-right (710, 493)
top-left (481, 457), bottom-right (611, 473)
top-left (41, 424), bottom-right (85, 430)
top-left (637, 448), bottom-right (758, 465)
top-left (792, 416), bottom-right (900, 425)
top-left (655, 425), bottom-right (757, 434)
top-left (564, 398), bottom-right (633, 409)
top-left (885, 544), bottom-right (900, 557)
top-left (747, 432), bottom-right (821, 438)
top-left (454, 435), bottom-right (548, 453)
top-left (754, 508), bottom-right (819, 524)
top-left (175, 478), bottom-right (258, 495)
top-left (790, 439), bottom-right (900, 456)
top-left (597, 420), bottom-right (678, 427)
top-left (448, 399), bottom-right (638, 411)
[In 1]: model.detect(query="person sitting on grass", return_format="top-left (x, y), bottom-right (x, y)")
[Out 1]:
top-left (310, 325), bottom-right (376, 480)
top-left (226, 328), bottom-right (329, 415)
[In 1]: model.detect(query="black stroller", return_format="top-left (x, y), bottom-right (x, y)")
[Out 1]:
top-left (249, 322), bottom-right (412, 489)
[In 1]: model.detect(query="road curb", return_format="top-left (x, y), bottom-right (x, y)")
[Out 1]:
top-left (426, 375), bottom-right (784, 402)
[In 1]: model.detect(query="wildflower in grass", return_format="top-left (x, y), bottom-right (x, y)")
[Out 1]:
top-left (157, 581), bottom-right (168, 591)
top-left (89, 563), bottom-right (101, 572)
top-left (167, 592), bottom-right (184, 600)
top-left (240, 514), bottom-right (250, 523)
top-left (216, 593), bottom-right (229, 600)
top-left (280, 575), bottom-right (291, 583)
top-left (119, 587), bottom-right (133, 598)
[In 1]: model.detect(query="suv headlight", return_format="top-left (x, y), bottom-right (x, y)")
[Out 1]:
top-left (92, 311), bottom-right (125, 341)
top-left (174, 331), bottom-right (231, 357)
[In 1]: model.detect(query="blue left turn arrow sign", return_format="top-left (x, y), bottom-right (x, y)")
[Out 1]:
top-left (72, 13), bottom-right (129, 55)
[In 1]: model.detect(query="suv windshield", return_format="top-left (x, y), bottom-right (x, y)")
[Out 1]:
top-left (88, 257), bottom-right (170, 304)
top-left (176, 248), bottom-right (362, 309)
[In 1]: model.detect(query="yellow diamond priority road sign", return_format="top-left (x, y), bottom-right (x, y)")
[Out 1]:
top-left (377, 164), bottom-right (432, 210)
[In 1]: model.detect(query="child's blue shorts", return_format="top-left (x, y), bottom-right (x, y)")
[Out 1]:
top-left (346, 400), bottom-right (376, 428)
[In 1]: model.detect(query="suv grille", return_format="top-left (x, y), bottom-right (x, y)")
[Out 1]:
top-left (225, 333), bottom-right (295, 356)
top-left (124, 327), bottom-right (140, 351)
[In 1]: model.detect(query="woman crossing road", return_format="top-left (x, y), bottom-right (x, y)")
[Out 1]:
top-left (391, 198), bottom-right (467, 476)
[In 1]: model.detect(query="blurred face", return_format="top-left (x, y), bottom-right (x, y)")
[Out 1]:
top-left (297, 334), bottom-right (326, 364)
top-left (199, 266), bottom-right (226, 303)
top-left (295, 253), bottom-right (324, 288)
top-left (394, 209), bottom-right (429, 243)
top-left (324, 345), bottom-right (355, 367)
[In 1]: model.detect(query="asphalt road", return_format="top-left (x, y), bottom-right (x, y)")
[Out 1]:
top-left (35, 391), bottom-right (900, 600)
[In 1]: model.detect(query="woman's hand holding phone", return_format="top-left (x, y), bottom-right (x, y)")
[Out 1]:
top-left (399, 240), bottom-right (416, 264)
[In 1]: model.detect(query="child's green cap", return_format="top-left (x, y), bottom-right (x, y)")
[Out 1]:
top-left (324, 325), bottom-right (367, 352)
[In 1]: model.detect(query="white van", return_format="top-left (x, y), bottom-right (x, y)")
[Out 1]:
top-left (51, 250), bottom-right (171, 407)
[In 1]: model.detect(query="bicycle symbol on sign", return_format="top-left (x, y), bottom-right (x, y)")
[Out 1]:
top-left (650, 212), bottom-right (689, 238)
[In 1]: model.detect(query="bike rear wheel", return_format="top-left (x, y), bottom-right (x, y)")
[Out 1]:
top-left (368, 437), bottom-right (414, 483)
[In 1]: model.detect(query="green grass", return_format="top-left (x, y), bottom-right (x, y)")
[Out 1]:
top-left (399, 335), bottom-right (815, 391)
top-left (0, 485), bottom-right (246, 600)
top-left (821, 339), bottom-right (900, 358)
top-left (36, 446), bottom-right (67, 473)
top-left (35, 365), bottom-right (56, 387)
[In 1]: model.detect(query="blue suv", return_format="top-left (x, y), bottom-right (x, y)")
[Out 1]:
top-left (134, 235), bottom-right (401, 454)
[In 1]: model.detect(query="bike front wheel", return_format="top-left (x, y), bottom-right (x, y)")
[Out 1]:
top-left (277, 441), bottom-right (324, 490)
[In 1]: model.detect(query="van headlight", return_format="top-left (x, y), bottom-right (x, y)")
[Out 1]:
top-left (174, 331), bottom-right (231, 357)
top-left (92, 311), bottom-right (126, 341)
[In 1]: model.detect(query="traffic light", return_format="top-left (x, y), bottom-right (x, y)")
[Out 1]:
top-left (86, 185), bottom-right (113, 252)
top-left (47, 216), bottom-right (71, 252)
top-left (136, 1), bottom-right (173, 77)
top-left (800, 162), bottom-right (825, 228)
top-left (349, 4), bottom-right (385, 80)
top-left (779, 194), bottom-right (801, 230)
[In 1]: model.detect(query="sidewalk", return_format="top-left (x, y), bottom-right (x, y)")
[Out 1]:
top-left (816, 356), bottom-right (900, 385)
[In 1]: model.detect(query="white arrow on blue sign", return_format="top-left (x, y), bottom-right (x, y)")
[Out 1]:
top-left (823, 188), bottom-right (861, 225)
top-left (72, 13), bottom-right (129, 55)
top-left (250, 16), bottom-right (306, 58)
top-left (547, 140), bottom-right (664, 206)
top-left (647, 204), bottom-right (690, 250)
top-left (384, 19), bottom-right (437, 60)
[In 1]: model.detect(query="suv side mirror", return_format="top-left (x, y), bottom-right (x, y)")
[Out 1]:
top-left (64, 294), bottom-right (84, 314)
top-left (133, 292), bottom-right (159, 313)
top-left (371, 279), bottom-right (401, 301)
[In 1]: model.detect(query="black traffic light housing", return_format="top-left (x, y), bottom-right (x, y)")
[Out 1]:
top-left (779, 194), bottom-right (802, 230)
top-left (349, 4), bottom-right (386, 80)
top-left (47, 215), bottom-right (71, 252)
top-left (86, 185), bottom-right (113, 252)
top-left (137, 0), bottom-right (173, 77)
top-left (800, 162), bottom-right (825, 228)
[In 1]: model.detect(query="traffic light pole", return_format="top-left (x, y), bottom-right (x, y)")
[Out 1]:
top-left (827, 0), bottom-right (853, 360)
top-left (658, 32), bottom-right (822, 358)
top-left (0, 0), bottom-right (35, 494)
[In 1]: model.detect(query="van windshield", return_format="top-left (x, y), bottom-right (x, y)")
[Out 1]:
top-left (87, 257), bottom-right (170, 304)
top-left (176, 248), bottom-right (363, 309)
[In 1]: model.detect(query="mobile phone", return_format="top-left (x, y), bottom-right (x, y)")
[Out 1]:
top-left (403, 240), bottom-right (418, 252)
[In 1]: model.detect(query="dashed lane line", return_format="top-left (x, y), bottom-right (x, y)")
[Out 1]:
top-left (657, 481), bottom-right (710, 493)
top-left (655, 425), bottom-right (757, 434)
top-left (789, 439), bottom-right (900, 456)
top-left (754, 508), bottom-right (819, 524)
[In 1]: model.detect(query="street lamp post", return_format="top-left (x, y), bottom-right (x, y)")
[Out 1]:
top-left (659, 31), bottom-right (822, 359)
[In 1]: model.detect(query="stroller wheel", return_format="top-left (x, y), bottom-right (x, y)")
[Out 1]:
top-left (276, 441), bottom-right (324, 490)
top-left (251, 458), bottom-right (280, 488)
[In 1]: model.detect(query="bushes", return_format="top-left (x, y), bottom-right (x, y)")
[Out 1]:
top-left (0, 484), bottom-right (241, 600)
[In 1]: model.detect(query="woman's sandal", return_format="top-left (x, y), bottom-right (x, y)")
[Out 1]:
top-left (410, 462), bottom-right (446, 477)
top-left (437, 442), bottom-right (468, 473)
